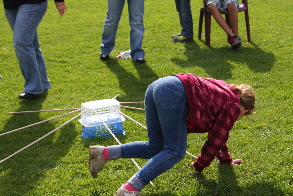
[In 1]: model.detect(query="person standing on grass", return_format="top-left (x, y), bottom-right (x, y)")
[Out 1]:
top-left (88, 73), bottom-right (255, 196)
top-left (99, 0), bottom-right (146, 64)
top-left (207, 0), bottom-right (242, 50)
top-left (3, 0), bottom-right (66, 99)
top-left (172, 0), bottom-right (194, 43)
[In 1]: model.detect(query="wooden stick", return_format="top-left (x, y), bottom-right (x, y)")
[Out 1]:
top-left (186, 151), bottom-right (198, 159)
top-left (115, 109), bottom-right (147, 129)
top-left (0, 109), bottom-right (87, 164)
top-left (0, 109), bottom-right (82, 137)
top-left (9, 108), bottom-right (80, 114)
top-left (120, 101), bottom-right (144, 104)
top-left (7, 100), bottom-right (144, 114)
top-left (112, 94), bottom-right (120, 99)
top-left (120, 105), bottom-right (145, 111)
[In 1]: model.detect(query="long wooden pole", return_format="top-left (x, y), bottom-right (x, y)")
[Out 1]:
top-left (1, 109), bottom-right (81, 137)
top-left (0, 110), bottom-right (86, 164)
top-left (9, 108), bottom-right (80, 114)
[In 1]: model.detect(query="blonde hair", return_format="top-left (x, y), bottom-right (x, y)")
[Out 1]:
top-left (231, 84), bottom-right (255, 115)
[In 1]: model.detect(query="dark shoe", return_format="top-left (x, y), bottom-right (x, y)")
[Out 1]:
top-left (173, 35), bottom-right (193, 43)
top-left (228, 35), bottom-right (242, 50)
top-left (100, 54), bottom-right (109, 61)
top-left (19, 92), bottom-right (37, 99)
top-left (135, 58), bottom-right (146, 64)
top-left (171, 33), bottom-right (182, 38)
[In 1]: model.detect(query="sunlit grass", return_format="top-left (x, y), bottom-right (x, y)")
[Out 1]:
top-left (0, 0), bottom-right (292, 195)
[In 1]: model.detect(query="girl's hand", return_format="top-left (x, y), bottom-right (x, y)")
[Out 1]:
top-left (230, 159), bottom-right (244, 165)
top-left (190, 162), bottom-right (200, 173)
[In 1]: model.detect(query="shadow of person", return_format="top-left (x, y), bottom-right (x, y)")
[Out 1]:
top-left (102, 59), bottom-right (159, 102)
top-left (218, 163), bottom-right (285, 195)
top-left (0, 98), bottom-right (77, 195)
top-left (217, 163), bottom-right (242, 193)
top-left (171, 41), bottom-right (276, 80)
top-left (192, 172), bottom-right (219, 195)
top-left (192, 163), bottom-right (285, 195)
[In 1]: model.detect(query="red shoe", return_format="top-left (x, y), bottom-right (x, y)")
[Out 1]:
top-left (228, 35), bottom-right (242, 50)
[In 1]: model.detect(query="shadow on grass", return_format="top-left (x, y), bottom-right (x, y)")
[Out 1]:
top-left (172, 41), bottom-right (276, 80)
top-left (0, 98), bottom-right (77, 195)
top-left (102, 58), bottom-right (159, 102)
top-left (192, 163), bottom-right (285, 195)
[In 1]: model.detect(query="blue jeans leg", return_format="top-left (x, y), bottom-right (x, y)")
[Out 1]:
top-left (128, 0), bottom-right (145, 60)
top-left (120, 76), bottom-right (189, 190)
top-left (5, 2), bottom-right (51, 94)
top-left (100, 0), bottom-right (125, 55)
top-left (175, 0), bottom-right (193, 38)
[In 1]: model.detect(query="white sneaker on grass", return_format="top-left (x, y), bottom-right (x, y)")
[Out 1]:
top-left (114, 185), bottom-right (141, 196)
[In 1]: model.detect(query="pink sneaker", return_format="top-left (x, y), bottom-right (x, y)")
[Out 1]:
top-left (88, 146), bottom-right (107, 178)
top-left (114, 185), bottom-right (141, 196)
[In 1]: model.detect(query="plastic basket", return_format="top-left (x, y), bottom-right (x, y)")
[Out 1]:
top-left (79, 99), bottom-right (125, 127)
top-left (81, 122), bottom-right (125, 139)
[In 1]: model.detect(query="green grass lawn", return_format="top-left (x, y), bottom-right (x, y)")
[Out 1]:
top-left (0, 0), bottom-right (292, 195)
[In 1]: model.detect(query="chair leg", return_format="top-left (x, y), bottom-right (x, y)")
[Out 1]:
top-left (244, 10), bottom-right (251, 42)
top-left (204, 12), bottom-right (211, 46)
top-left (198, 8), bottom-right (204, 40)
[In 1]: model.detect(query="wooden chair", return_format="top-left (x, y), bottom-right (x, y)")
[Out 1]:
top-left (198, 0), bottom-right (251, 46)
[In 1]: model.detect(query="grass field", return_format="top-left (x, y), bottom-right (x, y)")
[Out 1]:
top-left (0, 0), bottom-right (292, 195)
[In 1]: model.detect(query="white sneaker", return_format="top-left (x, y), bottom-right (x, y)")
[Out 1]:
top-left (114, 185), bottom-right (141, 196)
top-left (89, 146), bottom-right (107, 178)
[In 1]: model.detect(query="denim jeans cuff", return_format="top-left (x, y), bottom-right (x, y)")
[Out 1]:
top-left (128, 173), bottom-right (145, 191)
top-left (108, 145), bottom-right (122, 160)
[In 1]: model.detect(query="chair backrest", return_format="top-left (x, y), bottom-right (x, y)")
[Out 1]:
top-left (238, 0), bottom-right (248, 12)
top-left (202, 0), bottom-right (208, 10)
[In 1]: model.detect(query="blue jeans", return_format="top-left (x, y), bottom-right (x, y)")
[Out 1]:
top-left (175, 0), bottom-right (194, 38)
top-left (119, 76), bottom-right (189, 190)
top-left (100, 0), bottom-right (145, 60)
top-left (5, 1), bottom-right (51, 94)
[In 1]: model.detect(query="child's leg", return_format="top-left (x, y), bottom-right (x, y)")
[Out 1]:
top-left (207, 3), bottom-right (234, 36)
top-left (226, 2), bottom-right (238, 35)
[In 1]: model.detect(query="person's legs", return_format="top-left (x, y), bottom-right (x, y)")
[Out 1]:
top-left (106, 78), bottom-right (168, 161)
top-left (100, 0), bottom-right (125, 55)
top-left (33, 32), bottom-right (51, 90)
top-left (207, 0), bottom-right (241, 50)
top-left (90, 76), bottom-right (189, 192)
top-left (5, 2), bottom-right (49, 94)
top-left (128, 0), bottom-right (145, 61)
top-left (89, 78), bottom-right (167, 179)
top-left (207, 0), bottom-right (234, 36)
top-left (225, 0), bottom-right (238, 35)
top-left (174, 0), bottom-right (193, 40)
top-left (126, 76), bottom-right (189, 191)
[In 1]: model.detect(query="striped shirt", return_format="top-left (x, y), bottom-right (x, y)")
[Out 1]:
top-left (175, 73), bottom-right (240, 172)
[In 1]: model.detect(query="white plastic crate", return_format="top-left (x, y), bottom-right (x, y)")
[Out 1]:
top-left (79, 99), bottom-right (125, 127)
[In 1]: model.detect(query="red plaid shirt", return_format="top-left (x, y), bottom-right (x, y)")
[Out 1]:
top-left (175, 73), bottom-right (240, 172)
